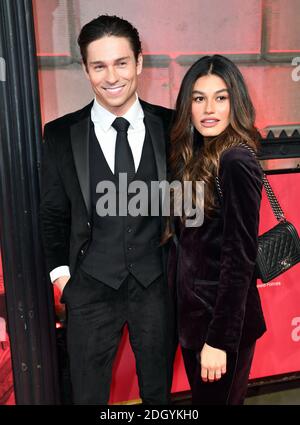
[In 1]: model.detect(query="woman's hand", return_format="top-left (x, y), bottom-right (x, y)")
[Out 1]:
top-left (200, 343), bottom-right (227, 382)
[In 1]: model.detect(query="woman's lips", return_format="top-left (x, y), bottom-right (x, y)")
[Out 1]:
top-left (200, 119), bottom-right (220, 128)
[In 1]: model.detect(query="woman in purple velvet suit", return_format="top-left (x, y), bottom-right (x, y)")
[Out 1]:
top-left (166, 55), bottom-right (266, 404)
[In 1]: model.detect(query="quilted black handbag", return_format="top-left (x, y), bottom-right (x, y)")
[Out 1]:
top-left (215, 144), bottom-right (300, 283)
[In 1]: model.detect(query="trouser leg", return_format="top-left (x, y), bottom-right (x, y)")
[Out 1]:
top-left (227, 343), bottom-right (255, 405)
top-left (65, 268), bottom-right (126, 405)
top-left (127, 274), bottom-right (171, 404)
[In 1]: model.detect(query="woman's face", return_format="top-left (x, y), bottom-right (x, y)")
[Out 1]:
top-left (191, 74), bottom-right (230, 137)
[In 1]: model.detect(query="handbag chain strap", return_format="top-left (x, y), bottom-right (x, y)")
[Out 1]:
top-left (215, 143), bottom-right (286, 223)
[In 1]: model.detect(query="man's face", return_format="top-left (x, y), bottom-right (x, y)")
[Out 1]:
top-left (84, 35), bottom-right (143, 116)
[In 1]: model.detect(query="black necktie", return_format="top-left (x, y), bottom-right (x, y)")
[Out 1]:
top-left (112, 117), bottom-right (135, 181)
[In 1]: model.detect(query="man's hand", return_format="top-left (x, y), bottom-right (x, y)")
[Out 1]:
top-left (200, 343), bottom-right (227, 382)
top-left (53, 275), bottom-right (70, 294)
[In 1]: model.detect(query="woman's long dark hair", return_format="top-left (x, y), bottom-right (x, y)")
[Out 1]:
top-left (164, 55), bottom-right (260, 242)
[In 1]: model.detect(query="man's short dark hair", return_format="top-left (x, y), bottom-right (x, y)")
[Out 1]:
top-left (78, 14), bottom-right (142, 67)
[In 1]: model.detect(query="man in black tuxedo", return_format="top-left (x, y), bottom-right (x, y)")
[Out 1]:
top-left (40, 15), bottom-right (174, 405)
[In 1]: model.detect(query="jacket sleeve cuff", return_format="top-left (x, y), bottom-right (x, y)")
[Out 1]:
top-left (206, 327), bottom-right (241, 353)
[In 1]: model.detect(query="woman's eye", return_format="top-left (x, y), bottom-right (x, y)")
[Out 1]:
top-left (217, 96), bottom-right (228, 101)
top-left (193, 96), bottom-right (204, 103)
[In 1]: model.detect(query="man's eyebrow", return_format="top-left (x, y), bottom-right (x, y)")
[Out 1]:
top-left (115, 56), bottom-right (131, 61)
top-left (89, 56), bottom-right (131, 65)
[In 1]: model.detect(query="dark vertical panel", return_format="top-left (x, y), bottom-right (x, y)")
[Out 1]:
top-left (0, 0), bottom-right (59, 404)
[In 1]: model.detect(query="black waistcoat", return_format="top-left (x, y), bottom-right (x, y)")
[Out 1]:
top-left (80, 122), bottom-right (163, 289)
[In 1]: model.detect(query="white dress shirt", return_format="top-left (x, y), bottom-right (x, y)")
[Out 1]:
top-left (50, 96), bottom-right (145, 283)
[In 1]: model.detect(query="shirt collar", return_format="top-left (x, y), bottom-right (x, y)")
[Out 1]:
top-left (91, 94), bottom-right (144, 132)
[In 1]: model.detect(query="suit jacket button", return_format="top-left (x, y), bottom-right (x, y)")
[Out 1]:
top-left (87, 222), bottom-right (91, 228)
top-left (80, 249), bottom-right (85, 255)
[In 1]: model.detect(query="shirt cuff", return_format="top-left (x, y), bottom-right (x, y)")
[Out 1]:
top-left (50, 266), bottom-right (71, 284)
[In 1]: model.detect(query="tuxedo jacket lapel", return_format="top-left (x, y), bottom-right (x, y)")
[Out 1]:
top-left (70, 114), bottom-right (91, 217)
top-left (142, 104), bottom-right (170, 281)
top-left (143, 109), bottom-right (166, 183)
top-left (142, 104), bottom-right (169, 216)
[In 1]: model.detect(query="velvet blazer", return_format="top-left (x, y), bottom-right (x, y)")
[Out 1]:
top-left (168, 146), bottom-right (267, 353)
